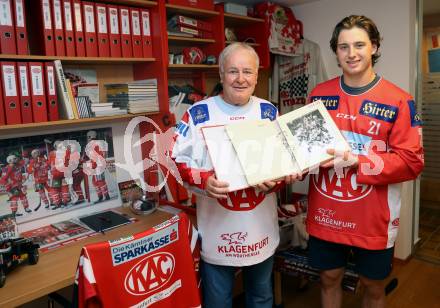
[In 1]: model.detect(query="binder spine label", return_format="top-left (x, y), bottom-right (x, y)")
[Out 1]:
top-left (3, 65), bottom-right (17, 97)
top-left (74, 3), bottom-right (82, 31)
top-left (84, 4), bottom-right (95, 33)
top-left (110, 8), bottom-right (119, 34)
top-left (0, 0), bottom-right (13, 26)
top-left (43, 0), bottom-right (52, 30)
top-left (47, 66), bottom-right (56, 95)
top-left (97, 6), bottom-right (107, 33)
top-left (19, 66), bottom-right (29, 96)
top-left (131, 11), bottom-right (140, 36)
top-left (142, 11), bottom-right (150, 36)
top-left (121, 9), bottom-right (130, 35)
top-left (64, 2), bottom-right (73, 31)
top-left (31, 66), bottom-right (44, 96)
top-left (15, 0), bottom-right (24, 27)
top-left (54, 0), bottom-right (63, 30)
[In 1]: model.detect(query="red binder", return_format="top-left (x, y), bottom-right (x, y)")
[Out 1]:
top-left (28, 62), bottom-right (48, 123)
top-left (51, 0), bottom-right (65, 56)
top-left (1, 62), bottom-right (21, 124)
top-left (0, 75), bottom-right (5, 125)
top-left (44, 62), bottom-right (59, 121)
top-left (27, 0), bottom-right (55, 56)
top-left (95, 3), bottom-right (109, 57)
top-left (13, 0), bottom-right (28, 55)
top-left (72, 0), bottom-right (85, 57)
top-left (0, 0), bottom-right (17, 54)
top-left (129, 8), bottom-right (142, 58)
top-left (107, 5), bottom-right (121, 58)
top-left (82, 1), bottom-right (97, 57)
top-left (17, 62), bottom-right (32, 123)
top-left (119, 6), bottom-right (132, 58)
top-left (62, 0), bottom-right (75, 56)
top-left (140, 9), bottom-right (153, 58)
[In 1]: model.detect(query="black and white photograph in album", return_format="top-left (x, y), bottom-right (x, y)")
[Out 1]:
top-left (286, 109), bottom-right (336, 153)
top-left (0, 127), bottom-right (119, 227)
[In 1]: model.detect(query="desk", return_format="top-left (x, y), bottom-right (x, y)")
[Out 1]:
top-left (0, 208), bottom-right (173, 308)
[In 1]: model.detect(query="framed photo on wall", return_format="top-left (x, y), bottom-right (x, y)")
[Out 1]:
top-left (0, 127), bottom-right (121, 233)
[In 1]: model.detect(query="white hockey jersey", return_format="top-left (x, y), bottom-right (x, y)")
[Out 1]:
top-left (172, 95), bottom-right (280, 266)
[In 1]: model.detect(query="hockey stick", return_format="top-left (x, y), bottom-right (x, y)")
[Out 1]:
top-left (34, 194), bottom-right (42, 211)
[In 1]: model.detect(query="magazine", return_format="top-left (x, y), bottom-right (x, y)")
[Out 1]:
top-left (0, 214), bottom-right (18, 241)
top-left (20, 220), bottom-right (94, 252)
top-left (118, 179), bottom-right (143, 207)
top-left (202, 100), bottom-right (350, 191)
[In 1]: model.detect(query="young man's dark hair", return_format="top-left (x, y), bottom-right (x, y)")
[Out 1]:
top-left (330, 15), bottom-right (382, 65)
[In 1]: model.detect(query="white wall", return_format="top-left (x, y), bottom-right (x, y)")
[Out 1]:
top-left (292, 0), bottom-right (417, 259)
top-left (293, 0), bottom-right (416, 93)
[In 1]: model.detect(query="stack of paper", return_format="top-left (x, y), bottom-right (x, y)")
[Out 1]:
top-left (105, 79), bottom-right (159, 114)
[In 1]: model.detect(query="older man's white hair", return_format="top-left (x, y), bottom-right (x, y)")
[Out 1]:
top-left (218, 42), bottom-right (260, 74)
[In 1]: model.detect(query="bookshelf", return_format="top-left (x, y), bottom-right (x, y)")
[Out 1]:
top-left (0, 54), bottom-right (155, 64)
top-left (0, 0), bottom-right (271, 205)
top-left (0, 112), bottom-right (158, 134)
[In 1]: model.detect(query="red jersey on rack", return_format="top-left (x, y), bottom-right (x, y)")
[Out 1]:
top-left (74, 212), bottom-right (201, 308)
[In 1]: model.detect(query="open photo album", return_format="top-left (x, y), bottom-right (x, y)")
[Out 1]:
top-left (202, 100), bottom-right (350, 191)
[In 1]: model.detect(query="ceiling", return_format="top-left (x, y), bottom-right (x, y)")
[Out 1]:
top-left (218, 0), bottom-right (440, 15)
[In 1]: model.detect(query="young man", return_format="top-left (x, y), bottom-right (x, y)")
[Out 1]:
top-left (172, 43), bottom-right (299, 308)
top-left (306, 15), bottom-right (424, 308)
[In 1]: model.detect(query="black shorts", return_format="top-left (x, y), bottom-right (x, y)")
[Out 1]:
top-left (308, 236), bottom-right (394, 280)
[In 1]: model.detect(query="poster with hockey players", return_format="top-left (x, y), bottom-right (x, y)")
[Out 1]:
top-left (0, 127), bottom-right (120, 233)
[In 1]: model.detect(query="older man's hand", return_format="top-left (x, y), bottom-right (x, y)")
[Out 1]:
top-left (255, 173), bottom-right (304, 192)
top-left (205, 175), bottom-right (229, 199)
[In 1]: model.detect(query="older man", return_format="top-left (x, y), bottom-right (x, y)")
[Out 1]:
top-left (172, 43), bottom-right (297, 308)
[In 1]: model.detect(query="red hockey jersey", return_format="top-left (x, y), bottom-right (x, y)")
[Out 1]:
top-left (74, 212), bottom-right (201, 308)
top-left (0, 165), bottom-right (24, 190)
top-left (307, 77), bottom-right (424, 250)
top-left (27, 156), bottom-right (49, 184)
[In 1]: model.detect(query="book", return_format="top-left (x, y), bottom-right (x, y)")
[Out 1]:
top-left (79, 210), bottom-right (131, 233)
top-left (66, 79), bottom-right (79, 118)
top-left (53, 60), bottom-right (75, 119)
top-left (202, 100), bottom-right (350, 191)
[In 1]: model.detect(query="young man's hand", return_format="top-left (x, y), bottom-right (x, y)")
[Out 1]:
top-left (205, 175), bottom-right (229, 199)
top-left (321, 149), bottom-right (359, 175)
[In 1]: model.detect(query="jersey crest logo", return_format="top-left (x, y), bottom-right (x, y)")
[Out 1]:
top-left (125, 252), bottom-right (175, 295)
top-left (360, 100), bottom-right (398, 123)
top-left (176, 121), bottom-right (189, 137)
top-left (221, 232), bottom-right (248, 245)
top-left (317, 208), bottom-right (336, 218)
top-left (260, 103), bottom-right (277, 121)
top-left (312, 168), bottom-right (372, 202)
top-left (217, 188), bottom-right (265, 211)
top-left (311, 96), bottom-right (339, 110)
top-left (189, 104), bottom-right (210, 125)
top-left (407, 100), bottom-right (422, 127)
